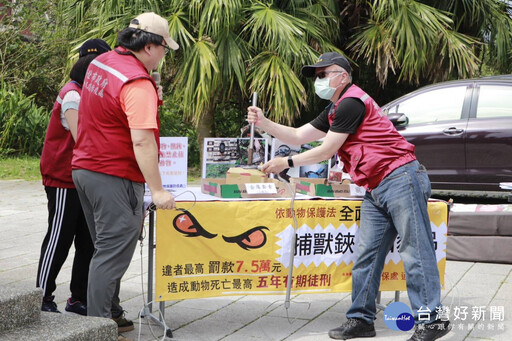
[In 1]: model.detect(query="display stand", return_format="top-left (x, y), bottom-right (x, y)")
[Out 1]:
top-left (141, 207), bottom-right (400, 338)
top-left (140, 188), bottom-right (447, 339)
top-left (376, 291), bottom-right (400, 311)
top-left (140, 209), bottom-right (173, 338)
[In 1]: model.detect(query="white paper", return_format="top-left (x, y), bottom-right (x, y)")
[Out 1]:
top-left (245, 182), bottom-right (277, 194)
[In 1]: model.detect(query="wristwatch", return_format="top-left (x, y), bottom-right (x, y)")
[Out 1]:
top-left (287, 155), bottom-right (294, 168)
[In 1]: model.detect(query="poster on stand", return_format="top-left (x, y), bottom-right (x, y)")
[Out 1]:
top-left (202, 138), bottom-right (269, 178)
top-left (145, 137), bottom-right (188, 197)
top-left (160, 136), bottom-right (188, 190)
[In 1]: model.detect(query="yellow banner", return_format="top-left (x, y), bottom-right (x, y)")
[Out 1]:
top-left (155, 200), bottom-right (447, 301)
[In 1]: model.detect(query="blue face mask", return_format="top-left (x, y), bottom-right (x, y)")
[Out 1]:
top-left (314, 77), bottom-right (336, 100)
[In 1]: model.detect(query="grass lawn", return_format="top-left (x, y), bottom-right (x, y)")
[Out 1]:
top-left (0, 155), bottom-right (202, 184)
top-left (0, 156), bottom-right (41, 181)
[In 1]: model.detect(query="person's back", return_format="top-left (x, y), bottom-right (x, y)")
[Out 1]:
top-left (73, 48), bottom-right (156, 183)
top-left (37, 39), bottom-right (111, 315)
top-left (71, 12), bottom-right (178, 336)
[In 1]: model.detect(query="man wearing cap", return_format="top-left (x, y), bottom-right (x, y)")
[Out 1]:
top-left (247, 52), bottom-right (450, 341)
top-left (38, 39), bottom-right (111, 316)
top-left (71, 12), bottom-right (178, 332)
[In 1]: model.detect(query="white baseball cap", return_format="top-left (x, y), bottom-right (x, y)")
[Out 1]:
top-left (129, 12), bottom-right (179, 50)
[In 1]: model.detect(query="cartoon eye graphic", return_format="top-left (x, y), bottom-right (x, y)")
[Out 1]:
top-left (172, 211), bottom-right (217, 239)
top-left (222, 226), bottom-right (269, 250)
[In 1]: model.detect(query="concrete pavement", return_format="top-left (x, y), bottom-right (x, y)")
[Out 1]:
top-left (0, 179), bottom-right (511, 340)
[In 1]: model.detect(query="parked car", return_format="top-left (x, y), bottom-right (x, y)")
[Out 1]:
top-left (382, 75), bottom-right (512, 191)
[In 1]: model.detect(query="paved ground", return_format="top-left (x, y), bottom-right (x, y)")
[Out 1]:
top-left (1, 180), bottom-right (511, 340)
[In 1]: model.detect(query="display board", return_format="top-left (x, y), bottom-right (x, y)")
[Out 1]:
top-left (155, 200), bottom-right (447, 301)
top-left (145, 137), bottom-right (188, 197)
top-left (270, 139), bottom-right (334, 179)
top-left (159, 137), bottom-right (188, 190)
top-left (202, 138), bottom-right (269, 178)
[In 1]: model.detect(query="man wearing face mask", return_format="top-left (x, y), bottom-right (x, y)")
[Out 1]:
top-left (247, 52), bottom-right (450, 341)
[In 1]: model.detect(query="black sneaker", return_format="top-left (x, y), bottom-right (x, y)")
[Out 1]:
top-left (65, 297), bottom-right (87, 316)
top-left (328, 318), bottom-right (376, 340)
top-left (112, 312), bottom-right (135, 333)
top-left (41, 295), bottom-right (60, 313)
top-left (408, 319), bottom-right (451, 341)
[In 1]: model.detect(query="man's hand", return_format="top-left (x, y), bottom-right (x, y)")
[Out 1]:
top-left (157, 85), bottom-right (163, 101)
top-left (260, 157), bottom-right (288, 175)
top-left (247, 106), bottom-right (265, 126)
top-left (152, 189), bottom-right (175, 210)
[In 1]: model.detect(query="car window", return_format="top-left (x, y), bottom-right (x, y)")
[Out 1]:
top-left (387, 86), bottom-right (467, 125)
top-left (476, 85), bottom-right (512, 118)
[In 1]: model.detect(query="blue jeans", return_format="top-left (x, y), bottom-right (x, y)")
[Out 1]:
top-left (346, 161), bottom-right (441, 324)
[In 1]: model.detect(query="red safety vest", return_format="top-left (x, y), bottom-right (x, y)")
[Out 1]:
top-left (329, 85), bottom-right (416, 190)
top-left (72, 48), bottom-right (159, 183)
top-left (40, 81), bottom-right (82, 188)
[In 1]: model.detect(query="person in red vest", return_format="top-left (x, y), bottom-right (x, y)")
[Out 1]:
top-left (71, 12), bottom-right (177, 335)
top-left (247, 52), bottom-right (451, 341)
top-left (38, 39), bottom-right (111, 315)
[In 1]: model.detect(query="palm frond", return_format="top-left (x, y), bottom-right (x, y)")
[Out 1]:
top-left (351, 0), bottom-right (480, 84)
top-left (247, 52), bottom-right (307, 125)
top-left (200, 0), bottom-right (244, 36)
top-left (174, 38), bottom-right (220, 124)
top-left (168, 7), bottom-right (195, 49)
top-left (241, 2), bottom-right (306, 56)
top-left (215, 31), bottom-right (249, 94)
top-left (432, 30), bottom-right (480, 80)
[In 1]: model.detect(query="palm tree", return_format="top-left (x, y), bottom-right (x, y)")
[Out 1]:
top-left (428, 0), bottom-right (512, 74)
top-left (342, 0), bottom-right (512, 85)
top-left (164, 0), bottom-right (341, 154)
top-left (56, 0), bottom-right (163, 69)
top-left (57, 0), bottom-right (341, 158)
top-left (57, 0), bottom-right (512, 147)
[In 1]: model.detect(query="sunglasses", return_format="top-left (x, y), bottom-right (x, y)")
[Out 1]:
top-left (316, 70), bottom-right (343, 79)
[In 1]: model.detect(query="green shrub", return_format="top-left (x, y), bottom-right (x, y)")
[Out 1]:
top-left (214, 100), bottom-right (246, 138)
top-left (158, 99), bottom-right (200, 167)
top-left (0, 1), bottom-right (67, 110)
top-left (0, 79), bottom-right (49, 156)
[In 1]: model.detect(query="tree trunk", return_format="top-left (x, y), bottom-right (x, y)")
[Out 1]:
top-left (196, 107), bottom-right (215, 174)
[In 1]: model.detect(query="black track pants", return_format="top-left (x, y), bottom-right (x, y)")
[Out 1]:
top-left (36, 187), bottom-right (94, 302)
